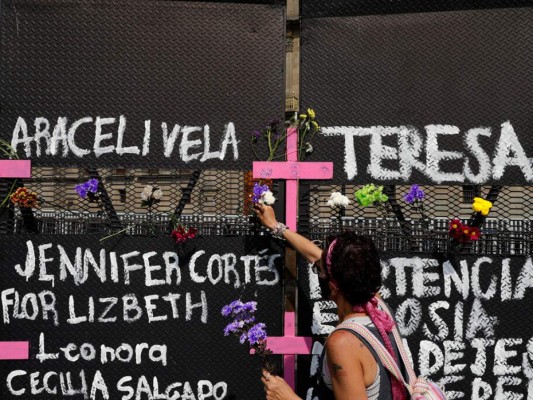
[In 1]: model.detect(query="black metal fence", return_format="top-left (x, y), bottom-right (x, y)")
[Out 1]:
top-left (304, 184), bottom-right (533, 255)
top-left (2, 169), bottom-right (532, 255)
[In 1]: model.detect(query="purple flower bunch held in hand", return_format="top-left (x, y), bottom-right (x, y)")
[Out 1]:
top-left (403, 184), bottom-right (425, 204)
top-left (222, 300), bottom-right (275, 373)
top-left (251, 182), bottom-right (276, 205)
top-left (75, 178), bottom-right (99, 199)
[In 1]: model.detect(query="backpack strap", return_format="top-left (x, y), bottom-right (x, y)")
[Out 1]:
top-left (374, 298), bottom-right (418, 384)
top-left (336, 321), bottom-right (413, 395)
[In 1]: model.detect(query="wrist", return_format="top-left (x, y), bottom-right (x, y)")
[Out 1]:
top-left (271, 222), bottom-right (288, 239)
top-left (267, 221), bottom-right (278, 231)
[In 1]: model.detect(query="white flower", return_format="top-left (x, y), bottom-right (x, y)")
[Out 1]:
top-left (304, 142), bottom-right (313, 154)
top-left (327, 191), bottom-right (350, 208)
top-left (260, 190), bottom-right (276, 205)
top-left (152, 188), bottom-right (163, 200)
top-left (141, 185), bottom-right (153, 201)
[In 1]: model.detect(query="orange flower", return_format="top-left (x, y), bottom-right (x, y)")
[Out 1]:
top-left (10, 187), bottom-right (39, 208)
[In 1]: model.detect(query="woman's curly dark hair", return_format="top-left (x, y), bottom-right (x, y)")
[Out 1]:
top-left (320, 231), bottom-right (382, 306)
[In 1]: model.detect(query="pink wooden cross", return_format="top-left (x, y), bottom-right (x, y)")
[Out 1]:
top-left (0, 159), bottom-right (31, 360)
top-left (252, 127), bottom-right (333, 388)
top-left (257, 311), bottom-right (312, 388)
top-left (253, 127), bottom-right (333, 230)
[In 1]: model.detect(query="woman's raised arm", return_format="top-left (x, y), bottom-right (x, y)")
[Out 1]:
top-left (253, 204), bottom-right (323, 263)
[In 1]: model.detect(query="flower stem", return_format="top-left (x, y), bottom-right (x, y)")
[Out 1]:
top-left (251, 141), bottom-right (261, 161)
top-left (0, 179), bottom-right (17, 207)
top-left (255, 341), bottom-right (276, 374)
top-left (267, 129), bottom-right (274, 160)
top-left (100, 225), bottom-right (132, 242)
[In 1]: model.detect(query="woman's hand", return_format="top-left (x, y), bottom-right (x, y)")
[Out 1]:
top-left (253, 204), bottom-right (278, 231)
top-left (261, 370), bottom-right (301, 400)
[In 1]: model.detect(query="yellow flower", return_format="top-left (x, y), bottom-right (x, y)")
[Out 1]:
top-left (311, 121), bottom-right (319, 130)
top-left (307, 108), bottom-right (316, 120)
top-left (472, 197), bottom-right (493, 216)
top-left (299, 113), bottom-right (307, 119)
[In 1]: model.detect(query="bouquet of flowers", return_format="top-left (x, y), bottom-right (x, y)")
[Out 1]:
top-left (472, 197), bottom-right (492, 216)
top-left (169, 214), bottom-right (198, 244)
top-left (75, 178), bottom-right (99, 199)
top-left (10, 187), bottom-right (39, 208)
top-left (251, 108), bottom-right (320, 162)
top-left (403, 184), bottom-right (425, 206)
top-left (252, 182), bottom-right (276, 205)
top-left (447, 196), bottom-right (492, 249)
top-left (355, 184), bottom-right (388, 207)
top-left (448, 218), bottom-right (481, 244)
top-left (327, 191), bottom-right (350, 209)
top-left (222, 300), bottom-right (275, 373)
top-left (402, 184), bottom-right (429, 229)
top-left (354, 184), bottom-right (390, 220)
top-left (171, 225), bottom-right (198, 244)
top-left (141, 185), bottom-right (163, 208)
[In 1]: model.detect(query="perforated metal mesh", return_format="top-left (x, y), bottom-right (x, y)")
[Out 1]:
top-left (304, 184), bottom-right (533, 255)
top-left (0, 167), bottom-right (270, 237)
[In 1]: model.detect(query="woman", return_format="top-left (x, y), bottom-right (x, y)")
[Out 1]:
top-left (254, 203), bottom-right (408, 400)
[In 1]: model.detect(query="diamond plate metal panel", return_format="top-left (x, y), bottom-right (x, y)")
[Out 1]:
top-left (0, 0), bottom-right (285, 168)
top-left (301, 7), bottom-right (533, 185)
top-left (302, 0), bottom-right (533, 19)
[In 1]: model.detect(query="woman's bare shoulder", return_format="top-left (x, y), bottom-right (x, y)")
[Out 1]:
top-left (327, 329), bottom-right (363, 352)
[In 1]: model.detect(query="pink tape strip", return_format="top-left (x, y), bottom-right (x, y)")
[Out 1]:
top-left (0, 160), bottom-right (32, 178)
top-left (0, 342), bottom-right (29, 360)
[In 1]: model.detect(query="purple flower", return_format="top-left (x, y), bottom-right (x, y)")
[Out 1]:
top-left (221, 299), bottom-right (274, 372)
top-left (221, 305), bottom-right (233, 317)
top-left (86, 178), bottom-right (99, 193)
top-left (247, 323), bottom-right (267, 345)
top-left (252, 183), bottom-right (270, 204)
top-left (403, 184), bottom-right (425, 204)
top-left (221, 300), bottom-right (258, 317)
top-left (224, 321), bottom-right (243, 336)
top-left (241, 301), bottom-right (257, 313)
top-left (75, 178), bottom-right (100, 198)
top-left (252, 130), bottom-right (261, 138)
top-left (75, 184), bottom-right (88, 198)
top-left (228, 300), bottom-right (244, 314)
top-left (403, 193), bottom-right (415, 204)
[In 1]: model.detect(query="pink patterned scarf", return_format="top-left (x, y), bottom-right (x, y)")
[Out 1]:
top-left (353, 298), bottom-right (406, 400)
